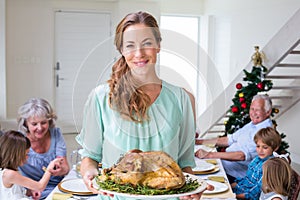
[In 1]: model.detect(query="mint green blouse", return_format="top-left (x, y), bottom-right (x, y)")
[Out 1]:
top-left (76, 81), bottom-right (196, 170)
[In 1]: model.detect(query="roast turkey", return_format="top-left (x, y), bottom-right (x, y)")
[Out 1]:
top-left (98, 150), bottom-right (185, 190)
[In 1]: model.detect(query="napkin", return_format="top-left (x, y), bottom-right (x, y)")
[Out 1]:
top-left (207, 176), bottom-right (225, 183)
top-left (205, 159), bottom-right (217, 165)
top-left (52, 192), bottom-right (72, 200)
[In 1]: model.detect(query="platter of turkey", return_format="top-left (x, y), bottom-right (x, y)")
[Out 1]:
top-left (94, 150), bottom-right (207, 199)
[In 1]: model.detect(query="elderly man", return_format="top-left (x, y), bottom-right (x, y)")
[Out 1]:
top-left (195, 94), bottom-right (273, 182)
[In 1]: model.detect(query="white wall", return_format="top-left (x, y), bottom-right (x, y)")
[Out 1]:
top-left (0, 0), bottom-right (6, 120)
top-left (160, 0), bottom-right (203, 15)
top-left (204, 0), bottom-right (300, 88)
top-left (6, 0), bottom-right (54, 118)
top-left (4, 0), bottom-right (160, 120)
top-left (277, 101), bottom-right (300, 164)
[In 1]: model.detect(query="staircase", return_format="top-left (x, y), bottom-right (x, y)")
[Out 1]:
top-left (198, 8), bottom-right (300, 138)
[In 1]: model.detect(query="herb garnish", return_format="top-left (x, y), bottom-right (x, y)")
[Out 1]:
top-left (95, 175), bottom-right (200, 195)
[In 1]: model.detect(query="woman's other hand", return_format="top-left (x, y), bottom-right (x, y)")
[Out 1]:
top-left (179, 184), bottom-right (214, 200)
top-left (80, 157), bottom-right (114, 197)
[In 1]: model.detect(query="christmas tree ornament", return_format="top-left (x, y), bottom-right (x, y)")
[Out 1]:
top-left (231, 106), bottom-right (239, 113)
top-left (251, 46), bottom-right (265, 67)
top-left (241, 103), bottom-right (247, 109)
top-left (238, 93), bottom-right (244, 98)
top-left (236, 83), bottom-right (243, 89)
top-left (239, 97), bottom-right (245, 102)
top-left (264, 84), bottom-right (269, 90)
top-left (257, 82), bottom-right (264, 90)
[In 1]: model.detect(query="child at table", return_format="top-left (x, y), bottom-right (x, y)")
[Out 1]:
top-left (0, 130), bottom-right (61, 200)
top-left (231, 127), bottom-right (282, 199)
top-left (259, 157), bottom-right (292, 200)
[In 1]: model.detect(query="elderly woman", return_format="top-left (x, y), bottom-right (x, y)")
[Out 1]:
top-left (17, 98), bottom-right (70, 199)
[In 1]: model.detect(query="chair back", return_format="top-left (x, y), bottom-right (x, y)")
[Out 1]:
top-left (289, 169), bottom-right (300, 200)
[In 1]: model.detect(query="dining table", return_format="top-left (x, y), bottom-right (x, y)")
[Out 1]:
top-left (46, 145), bottom-right (236, 200)
top-left (195, 145), bottom-right (236, 200)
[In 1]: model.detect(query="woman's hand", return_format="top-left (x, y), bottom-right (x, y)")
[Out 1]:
top-left (82, 170), bottom-right (101, 194)
top-left (48, 157), bottom-right (70, 176)
top-left (179, 184), bottom-right (214, 200)
top-left (80, 157), bottom-right (114, 197)
top-left (180, 167), bottom-right (214, 200)
top-left (82, 169), bottom-right (114, 197)
top-left (47, 158), bottom-right (64, 176)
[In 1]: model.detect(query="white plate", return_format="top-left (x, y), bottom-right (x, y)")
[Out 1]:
top-left (58, 178), bottom-right (93, 195)
top-left (203, 180), bottom-right (229, 194)
top-left (95, 172), bottom-right (207, 199)
top-left (193, 159), bottom-right (215, 172)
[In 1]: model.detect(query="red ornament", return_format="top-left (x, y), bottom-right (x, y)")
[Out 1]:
top-left (231, 106), bottom-right (239, 113)
top-left (239, 97), bottom-right (245, 102)
top-left (236, 83), bottom-right (243, 89)
top-left (257, 82), bottom-right (264, 90)
top-left (241, 102), bottom-right (247, 109)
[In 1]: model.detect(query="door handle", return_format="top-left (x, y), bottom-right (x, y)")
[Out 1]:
top-left (54, 62), bottom-right (60, 70)
top-left (56, 74), bottom-right (65, 87)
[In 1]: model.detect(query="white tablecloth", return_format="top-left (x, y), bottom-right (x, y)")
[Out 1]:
top-left (45, 170), bottom-right (98, 200)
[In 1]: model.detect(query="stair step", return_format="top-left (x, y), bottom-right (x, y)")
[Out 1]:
top-left (267, 75), bottom-right (300, 79)
top-left (270, 95), bottom-right (293, 99)
top-left (272, 86), bottom-right (300, 90)
top-left (214, 123), bottom-right (225, 126)
top-left (290, 50), bottom-right (300, 54)
top-left (276, 64), bottom-right (300, 67)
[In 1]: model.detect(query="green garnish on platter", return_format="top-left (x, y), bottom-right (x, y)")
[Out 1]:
top-left (95, 175), bottom-right (200, 195)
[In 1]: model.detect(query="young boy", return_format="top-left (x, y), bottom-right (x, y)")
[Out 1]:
top-left (231, 127), bottom-right (282, 199)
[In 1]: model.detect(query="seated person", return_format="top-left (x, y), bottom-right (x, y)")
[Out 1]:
top-left (0, 130), bottom-right (61, 200)
top-left (195, 94), bottom-right (273, 182)
top-left (17, 98), bottom-right (70, 199)
top-left (231, 127), bottom-right (282, 199)
top-left (260, 157), bottom-right (292, 200)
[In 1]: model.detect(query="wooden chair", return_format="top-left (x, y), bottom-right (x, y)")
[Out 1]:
top-left (289, 169), bottom-right (300, 200)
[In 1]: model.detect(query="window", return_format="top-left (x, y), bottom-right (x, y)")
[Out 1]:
top-left (160, 15), bottom-right (205, 114)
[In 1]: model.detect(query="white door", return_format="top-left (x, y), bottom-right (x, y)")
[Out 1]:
top-left (55, 11), bottom-right (112, 133)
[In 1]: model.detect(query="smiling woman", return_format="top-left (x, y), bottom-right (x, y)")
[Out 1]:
top-left (75, 11), bottom-right (207, 200)
top-left (17, 98), bottom-right (70, 199)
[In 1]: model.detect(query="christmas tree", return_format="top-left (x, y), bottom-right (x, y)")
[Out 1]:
top-left (224, 46), bottom-right (289, 153)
